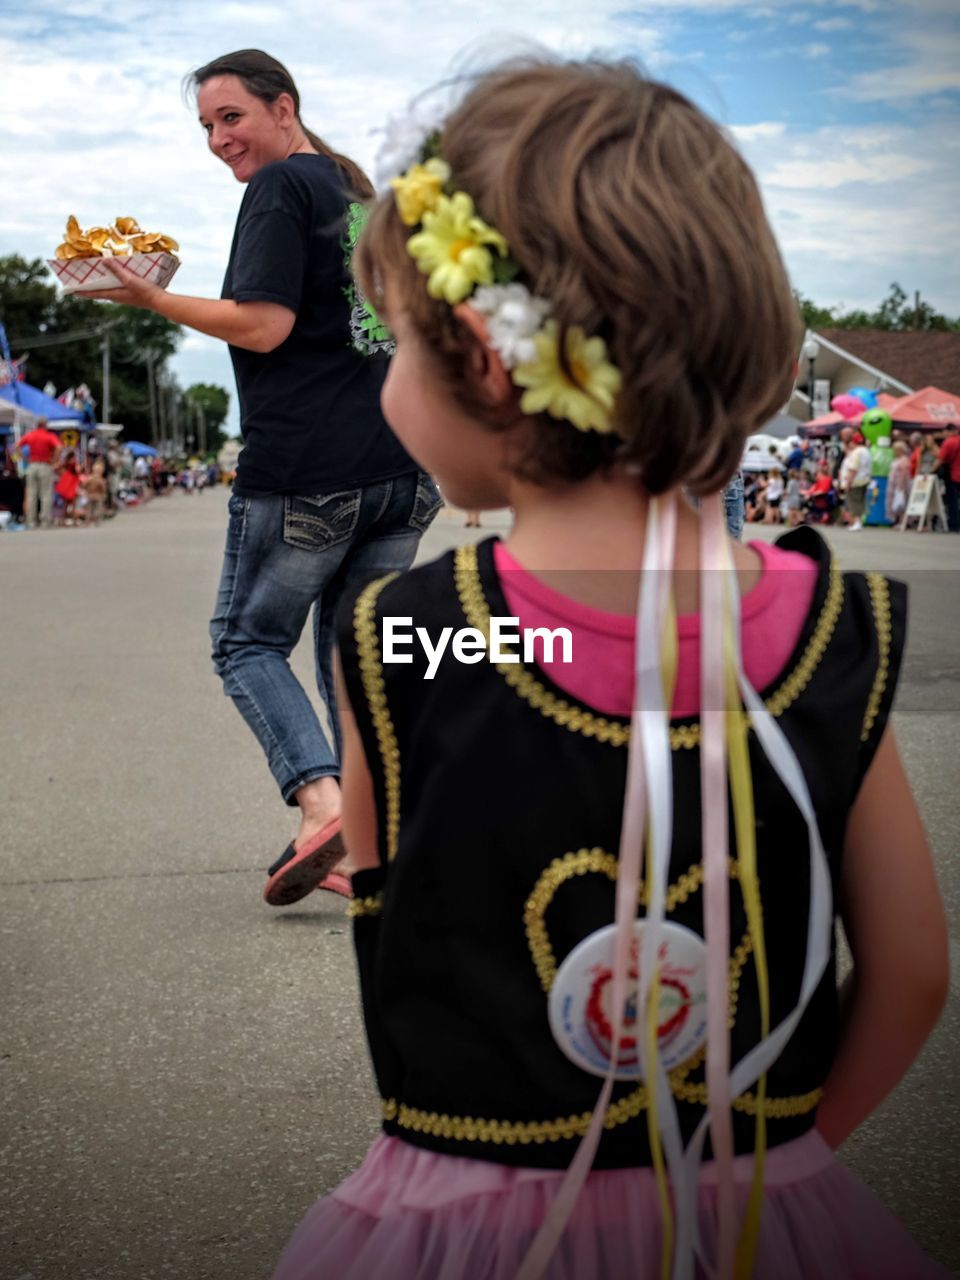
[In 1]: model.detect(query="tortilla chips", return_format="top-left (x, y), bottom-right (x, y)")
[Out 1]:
top-left (54, 215), bottom-right (179, 261)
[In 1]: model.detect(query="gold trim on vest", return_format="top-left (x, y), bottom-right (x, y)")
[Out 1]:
top-left (354, 573), bottom-right (402, 861)
top-left (861, 573), bottom-right (891, 743)
top-left (453, 542), bottom-right (844, 749)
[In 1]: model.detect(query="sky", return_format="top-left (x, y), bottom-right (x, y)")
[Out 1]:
top-left (1, 0), bottom-right (958, 435)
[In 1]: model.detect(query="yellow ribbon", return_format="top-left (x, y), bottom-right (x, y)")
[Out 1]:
top-left (645, 592), bottom-right (679, 1280)
top-left (723, 595), bottom-right (769, 1279)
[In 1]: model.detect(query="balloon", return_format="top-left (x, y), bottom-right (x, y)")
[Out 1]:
top-left (861, 408), bottom-right (892, 446)
top-left (848, 386), bottom-right (879, 409)
top-left (831, 393), bottom-right (866, 419)
top-left (870, 442), bottom-right (893, 478)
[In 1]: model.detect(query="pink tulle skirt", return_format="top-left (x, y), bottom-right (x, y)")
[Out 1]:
top-left (272, 1131), bottom-right (951, 1279)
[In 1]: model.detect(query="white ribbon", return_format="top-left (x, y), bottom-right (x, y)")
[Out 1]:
top-left (515, 494), bottom-right (679, 1280)
top-left (674, 530), bottom-right (834, 1279)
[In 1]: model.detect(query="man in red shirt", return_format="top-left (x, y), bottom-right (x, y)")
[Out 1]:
top-left (12, 419), bottom-right (62, 528)
top-left (938, 423), bottom-right (960, 533)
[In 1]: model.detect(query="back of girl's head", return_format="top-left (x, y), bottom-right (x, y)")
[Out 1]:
top-left (357, 58), bottom-right (800, 495)
top-left (188, 49), bottom-right (373, 199)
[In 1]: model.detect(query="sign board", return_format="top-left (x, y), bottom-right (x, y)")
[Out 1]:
top-left (812, 378), bottom-right (832, 418)
top-left (900, 475), bottom-right (947, 532)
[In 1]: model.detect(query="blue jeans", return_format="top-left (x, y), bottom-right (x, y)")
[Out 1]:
top-left (690, 473), bottom-right (745, 538)
top-left (210, 471), bottom-right (441, 803)
top-left (723, 471), bottom-right (745, 540)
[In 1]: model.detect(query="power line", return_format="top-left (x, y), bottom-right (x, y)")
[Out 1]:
top-left (8, 319), bottom-right (122, 348)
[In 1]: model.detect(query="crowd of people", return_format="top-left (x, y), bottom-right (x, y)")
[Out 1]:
top-left (743, 424), bottom-right (960, 532)
top-left (0, 419), bottom-right (224, 530)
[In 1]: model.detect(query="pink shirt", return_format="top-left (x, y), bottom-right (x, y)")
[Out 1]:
top-left (493, 540), bottom-right (817, 718)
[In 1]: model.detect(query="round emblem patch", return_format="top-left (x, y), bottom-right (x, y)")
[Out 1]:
top-left (548, 920), bottom-right (708, 1080)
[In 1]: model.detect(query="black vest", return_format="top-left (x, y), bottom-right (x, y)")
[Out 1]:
top-left (337, 529), bottom-right (905, 1169)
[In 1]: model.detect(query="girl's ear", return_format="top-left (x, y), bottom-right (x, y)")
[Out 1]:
top-left (453, 303), bottom-right (514, 409)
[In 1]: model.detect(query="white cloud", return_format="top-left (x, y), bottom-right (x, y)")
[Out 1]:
top-left (734, 117), bottom-right (960, 311)
top-left (730, 121), bottom-right (788, 141)
top-left (841, 25), bottom-right (960, 100)
top-left (801, 41), bottom-right (831, 57)
top-left (813, 16), bottom-right (853, 30)
top-left (765, 152), bottom-right (932, 187)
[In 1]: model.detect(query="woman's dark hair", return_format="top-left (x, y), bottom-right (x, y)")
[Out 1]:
top-left (188, 50), bottom-right (373, 200)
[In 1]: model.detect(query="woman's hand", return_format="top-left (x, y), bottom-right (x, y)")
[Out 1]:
top-left (82, 257), bottom-right (163, 310)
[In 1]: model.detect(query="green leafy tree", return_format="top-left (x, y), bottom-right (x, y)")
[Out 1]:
top-left (796, 282), bottom-right (959, 333)
top-left (182, 383), bottom-right (230, 454)
top-left (0, 254), bottom-right (231, 441)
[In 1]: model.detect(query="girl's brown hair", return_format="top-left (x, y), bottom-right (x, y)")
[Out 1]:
top-left (189, 50), bottom-right (374, 200)
top-left (356, 59), bottom-right (801, 494)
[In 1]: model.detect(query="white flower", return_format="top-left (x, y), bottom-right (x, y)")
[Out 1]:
top-left (470, 283), bottom-right (552, 369)
top-left (373, 103), bottom-right (447, 191)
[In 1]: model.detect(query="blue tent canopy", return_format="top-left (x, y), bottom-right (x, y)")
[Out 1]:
top-left (125, 441), bottom-right (158, 457)
top-left (0, 380), bottom-right (86, 424)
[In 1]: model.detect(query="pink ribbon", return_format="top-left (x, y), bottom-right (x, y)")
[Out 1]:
top-left (698, 494), bottom-right (736, 1280)
top-left (515, 495), bottom-right (677, 1280)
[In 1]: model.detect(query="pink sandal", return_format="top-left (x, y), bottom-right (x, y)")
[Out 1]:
top-left (315, 871), bottom-right (353, 899)
top-left (264, 818), bottom-right (345, 907)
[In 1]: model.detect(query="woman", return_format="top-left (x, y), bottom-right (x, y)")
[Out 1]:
top-left (762, 467), bottom-right (784, 523)
top-left (916, 434), bottom-right (940, 477)
top-left (88, 50), bottom-right (439, 905)
top-left (886, 440), bottom-right (911, 524)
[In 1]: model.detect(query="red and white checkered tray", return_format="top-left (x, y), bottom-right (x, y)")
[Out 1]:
top-left (46, 252), bottom-right (180, 293)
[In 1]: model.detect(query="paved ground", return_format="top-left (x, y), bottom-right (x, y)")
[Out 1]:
top-left (1, 490), bottom-right (958, 1280)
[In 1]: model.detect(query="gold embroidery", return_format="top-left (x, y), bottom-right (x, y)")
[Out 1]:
top-left (354, 574), bottom-right (402, 861)
top-left (524, 848), bottom-right (748, 994)
top-left (380, 1078), bottom-right (821, 1145)
top-left (861, 574), bottom-right (891, 743)
top-left (454, 543), bottom-right (844, 748)
top-left (347, 893), bottom-right (384, 919)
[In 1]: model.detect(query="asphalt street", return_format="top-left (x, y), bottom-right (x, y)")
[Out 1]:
top-left (1, 489), bottom-right (958, 1280)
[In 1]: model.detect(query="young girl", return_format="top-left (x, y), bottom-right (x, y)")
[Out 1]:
top-left (272, 60), bottom-right (949, 1280)
top-left (83, 458), bottom-right (107, 526)
top-left (761, 469), bottom-right (784, 524)
top-left (54, 451), bottom-right (81, 527)
top-left (783, 468), bottom-right (803, 527)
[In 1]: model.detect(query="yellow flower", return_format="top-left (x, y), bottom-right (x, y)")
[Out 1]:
top-left (407, 192), bottom-right (508, 305)
top-left (513, 321), bottom-right (622, 433)
top-left (390, 158), bottom-right (451, 226)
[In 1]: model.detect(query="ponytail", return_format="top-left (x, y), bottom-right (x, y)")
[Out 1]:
top-left (302, 127), bottom-right (374, 200)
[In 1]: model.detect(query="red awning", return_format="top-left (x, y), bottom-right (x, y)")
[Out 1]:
top-left (799, 409), bottom-right (848, 437)
top-left (884, 385), bottom-right (960, 427)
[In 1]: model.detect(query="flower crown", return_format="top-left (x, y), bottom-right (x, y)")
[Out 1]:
top-left (383, 121), bottom-right (622, 435)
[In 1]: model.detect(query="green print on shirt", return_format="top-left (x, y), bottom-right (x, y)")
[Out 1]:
top-left (343, 202), bottom-right (394, 355)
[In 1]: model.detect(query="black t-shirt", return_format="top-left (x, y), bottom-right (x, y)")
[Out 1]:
top-left (222, 153), bottom-right (415, 496)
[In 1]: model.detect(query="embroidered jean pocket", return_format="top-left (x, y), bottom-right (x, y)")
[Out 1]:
top-left (227, 491), bottom-right (248, 520)
top-left (408, 472), bottom-right (443, 534)
top-left (283, 489), bottom-right (361, 552)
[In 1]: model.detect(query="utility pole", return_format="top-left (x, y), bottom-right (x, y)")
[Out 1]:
top-left (157, 366), bottom-right (167, 446)
top-left (145, 352), bottom-right (158, 443)
top-left (101, 327), bottom-right (111, 425)
top-left (171, 386), bottom-right (181, 453)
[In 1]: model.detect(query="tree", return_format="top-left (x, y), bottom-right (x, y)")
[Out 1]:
top-left (0, 254), bottom-right (231, 443)
top-left (796, 282), bottom-right (959, 333)
top-left (183, 383), bottom-right (231, 454)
